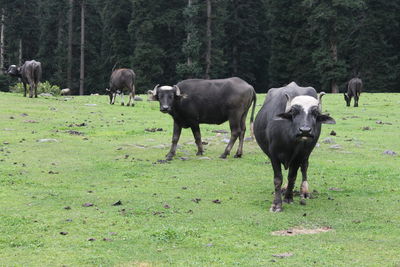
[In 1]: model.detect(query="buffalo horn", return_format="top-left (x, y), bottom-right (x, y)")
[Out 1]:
top-left (284, 93), bottom-right (292, 112)
top-left (174, 85), bottom-right (181, 96)
top-left (152, 84), bottom-right (160, 96)
top-left (318, 92), bottom-right (326, 111)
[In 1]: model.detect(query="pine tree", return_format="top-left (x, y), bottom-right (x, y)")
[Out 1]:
top-left (176, 0), bottom-right (202, 79)
top-left (303, 0), bottom-right (366, 93)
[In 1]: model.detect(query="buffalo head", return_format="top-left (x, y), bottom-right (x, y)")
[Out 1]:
top-left (7, 65), bottom-right (21, 77)
top-left (276, 92), bottom-right (335, 141)
top-left (148, 84), bottom-right (182, 113)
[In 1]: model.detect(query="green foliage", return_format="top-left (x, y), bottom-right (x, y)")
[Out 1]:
top-left (10, 81), bottom-right (61, 95)
top-left (0, 74), bottom-right (15, 92)
top-left (1, 0), bottom-right (400, 93)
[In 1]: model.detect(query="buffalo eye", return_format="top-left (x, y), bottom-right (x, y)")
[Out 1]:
top-left (311, 108), bottom-right (320, 117)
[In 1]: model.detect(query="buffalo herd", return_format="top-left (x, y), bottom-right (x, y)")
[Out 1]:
top-left (6, 60), bottom-right (367, 212)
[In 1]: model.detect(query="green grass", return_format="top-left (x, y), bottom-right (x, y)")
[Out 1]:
top-left (0, 92), bottom-right (399, 266)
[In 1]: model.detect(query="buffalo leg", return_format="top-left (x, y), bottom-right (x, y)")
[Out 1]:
top-left (111, 93), bottom-right (116, 104)
top-left (34, 84), bottom-right (38, 98)
top-left (354, 95), bottom-right (359, 107)
top-left (234, 113), bottom-right (247, 158)
top-left (220, 116), bottom-right (241, 159)
top-left (29, 83), bottom-right (34, 98)
top-left (270, 158), bottom-right (283, 212)
top-left (23, 83), bottom-right (27, 97)
top-left (191, 125), bottom-right (204, 156)
top-left (120, 92), bottom-right (125, 106)
top-left (300, 160), bottom-right (310, 205)
top-left (284, 165), bottom-right (299, 204)
top-left (130, 85), bottom-right (135, 106)
top-left (127, 92), bottom-right (133, 107)
top-left (166, 121), bottom-right (182, 160)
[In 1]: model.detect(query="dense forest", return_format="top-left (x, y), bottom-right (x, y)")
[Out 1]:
top-left (0, 0), bottom-right (399, 94)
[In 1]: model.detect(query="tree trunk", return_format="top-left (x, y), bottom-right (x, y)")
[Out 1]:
top-left (79, 0), bottom-right (85, 96)
top-left (187, 0), bottom-right (192, 66)
top-left (330, 41), bottom-right (339, 93)
top-left (0, 8), bottom-right (5, 75)
top-left (330, 22), bottom-right (339, 94)
top-left (18, 39), bottom-right (22, 65)
top-left (67, 0), bottom-right (74, 91)
top-left (205, 0), bottom-right (212, 79)
top-left (232, 1), bottom-right (238, 75)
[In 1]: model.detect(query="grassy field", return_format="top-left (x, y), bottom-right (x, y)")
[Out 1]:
top-left (0, 92), bottom-right (399, 266)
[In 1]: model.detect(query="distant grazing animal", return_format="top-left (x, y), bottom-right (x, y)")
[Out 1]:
top-left (60, 88), bottom-right (71, 95)
top-left (106, 68), bottom-right (136, 106)
top-left (344, 78), bottom-right (363, 107)
top-left (148, 77), bottom-right (257, 160)
top-left (7, 60), bottom-right (42, 98)
top-left (254, 82), bottom-right (335, 212)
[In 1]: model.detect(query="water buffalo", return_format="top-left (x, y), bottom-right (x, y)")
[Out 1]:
top-left (60, 88), bottom-right (71, 95)
top-left (254, 82), bottom-right (335, 212)
top-left (106, 68), bottom-right (136, 106)
top-left (148, 77), bottom-right (257, 160)
top-left (344, 78), bottom-right (363, 107)
top-left (7, 60), bottom-right (42, 98)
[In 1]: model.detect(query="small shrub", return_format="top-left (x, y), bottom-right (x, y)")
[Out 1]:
top-left (10, 81), bottom-right (61, 96)
top-left (0, 74), bottom-right (14, 92)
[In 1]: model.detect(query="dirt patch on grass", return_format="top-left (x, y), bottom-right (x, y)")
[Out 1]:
top-left (271, 226), bottom-right (333, 236)
top-left (117, 261), bottom-right (155, 267)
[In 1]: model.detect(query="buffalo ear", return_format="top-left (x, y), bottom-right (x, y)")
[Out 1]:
top-left (318, 114), bottom-right (336, 124)
top-left (275, 112), bottom-right (292, 120)
top-left (147, 90), bottom-right (158, 101)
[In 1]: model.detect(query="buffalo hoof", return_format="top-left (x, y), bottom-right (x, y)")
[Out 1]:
top-left (283, 197), bottom-right (294, 204)
top-left (301, 192), bottom-right (311, 199)
top-left (234, 154), bottom-right (242, 158)
top-left (196, 151), bottom-right (203, 156)
top-left (121, 103), bottom-right (125, 106)
top-left (166, 153), bottom-right (175, 161)
top-left (219, 154), bottom-right (227, 159)
top-left (270, 204), bottom-right (283, 212)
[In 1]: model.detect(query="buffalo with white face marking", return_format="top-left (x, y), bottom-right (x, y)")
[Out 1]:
top-left (8, 60), bottom-right (42, 98)
top-left (254, 82), bottom-right (335, 212)
top-left (148, 77), bottom-right (257, 160)
top-left (106, 68), bottom-right (136, 106)
top-left (344, 77), bottom-right (363, 107)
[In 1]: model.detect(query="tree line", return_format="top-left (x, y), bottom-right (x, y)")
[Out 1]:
top-left (0, 0), bottom-right (399, 94)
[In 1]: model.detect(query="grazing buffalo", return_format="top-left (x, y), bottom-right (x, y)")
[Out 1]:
top-left (106, 68), bottom-right (136, 106)
top-left (344, 78), bottom-right (363, 107)
top-left (254, 82), bottom-right (335, 212)
top-left (7, 60), bottom-right (42, 98)
top-left (148, 77), bottom-right (257, 160)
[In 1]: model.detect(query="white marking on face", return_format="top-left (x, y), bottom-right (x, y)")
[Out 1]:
top-left (290, 96), bottom-right (318, 114)
top-left (159, 86), bottom-right (174, 91)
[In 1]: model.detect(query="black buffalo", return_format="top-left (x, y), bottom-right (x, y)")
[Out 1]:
top-left (148, 77), bottom-right (257, 160)
top-left (8, 60), bottom-right (42, 98)
top-left (106, 68), bottom-right (136, 106)
top-left (344, 78), bottom-right (363, 107)
top-left (254, 82), bottom-right (335, 212)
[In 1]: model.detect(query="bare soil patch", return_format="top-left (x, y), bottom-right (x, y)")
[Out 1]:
top-left (271, 226), bottom-right (333, 236)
